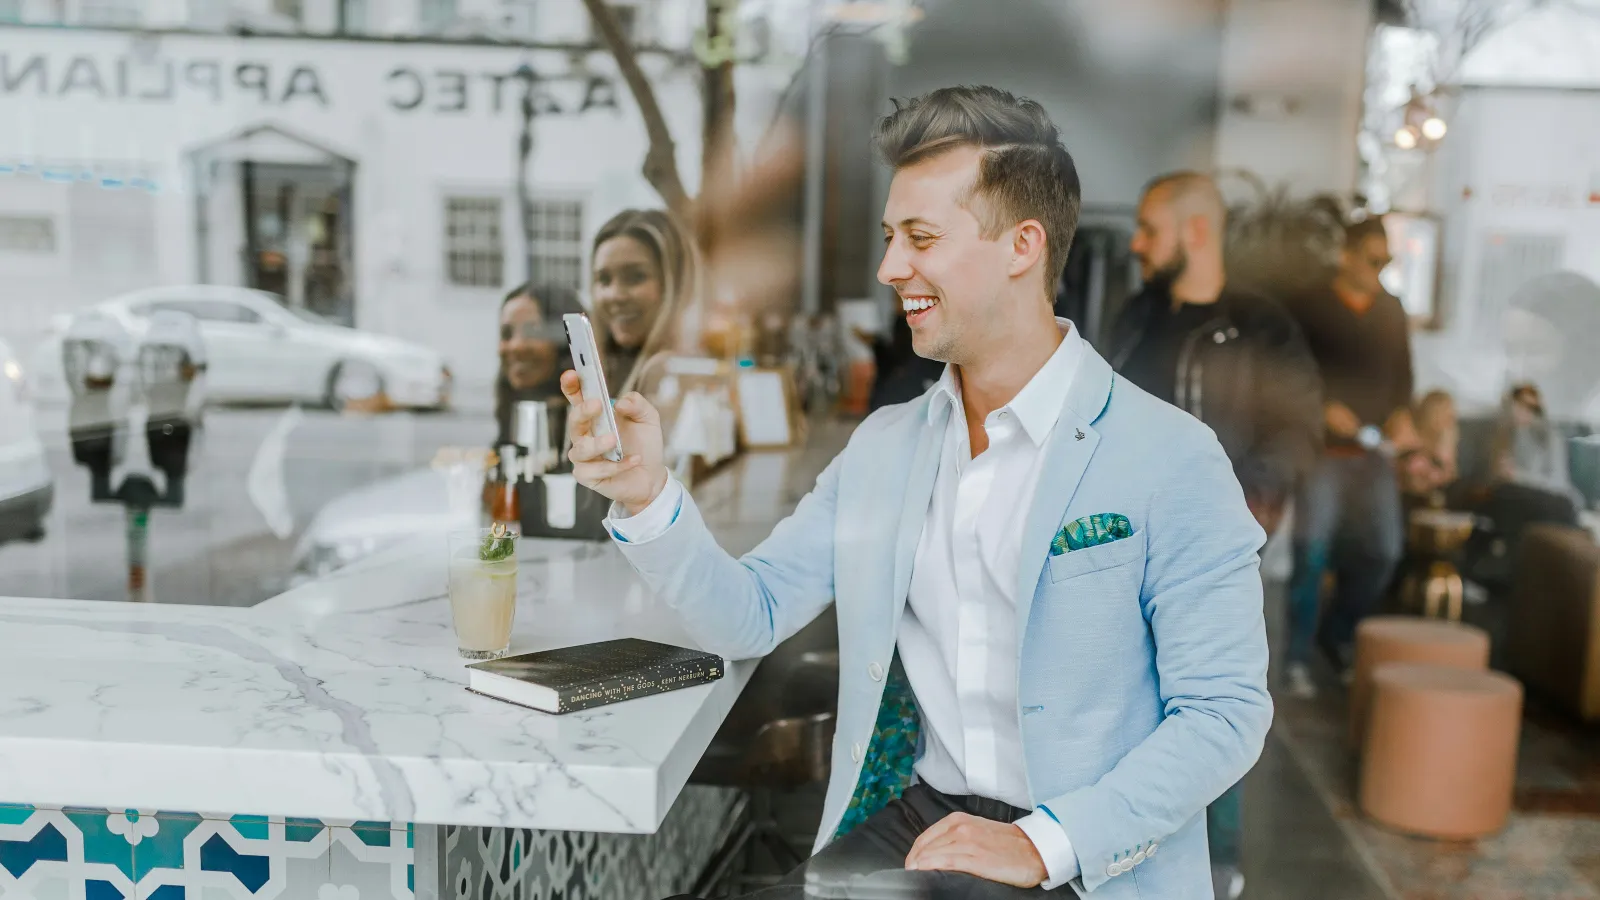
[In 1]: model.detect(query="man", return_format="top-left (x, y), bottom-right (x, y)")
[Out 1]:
top-left (564, 86), bottom-right (1272, 899)
top-left (1104, 172), bottom-right (1320, 899)
top-left (1108, 172), bottom-right (1322, 536)
top-left (1286, 215), bottom-right (1414, 696)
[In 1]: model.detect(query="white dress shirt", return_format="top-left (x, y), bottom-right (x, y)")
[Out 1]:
top-left (610, 319), bottom-right (1085, 889)
top-left (897, 320), bottom-right (1083, 888)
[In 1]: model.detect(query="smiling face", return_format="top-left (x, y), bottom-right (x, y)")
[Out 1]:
top-left (877, 146), bottom-right (1023, 366)
top-left (592, 234), bottom-right (665, 350)
top-left (499, 294), bottom-right (560, 391)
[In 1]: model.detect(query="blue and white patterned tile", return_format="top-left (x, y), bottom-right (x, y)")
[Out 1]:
top-left (172, 815), bottom-right (332, 898)
top-left (6, 809), bottom-right (430, 900)
top-left (0, 807), bottom-right (138, 900)
top-left (0, 805), bottom-right (394, 900)
top-left (330, 823), bottom-right (416, 900)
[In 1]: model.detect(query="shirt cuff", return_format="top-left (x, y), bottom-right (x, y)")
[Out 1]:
top-left (1014, 809), bottom-right (1080, 890)
top-left (605, 475), bottom-right (684, 545)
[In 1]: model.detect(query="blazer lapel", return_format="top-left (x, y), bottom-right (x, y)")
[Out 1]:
top-left (891, 396), bottom-right (948, 632)
top-left (1014, 350), bottom-right (1117, 644)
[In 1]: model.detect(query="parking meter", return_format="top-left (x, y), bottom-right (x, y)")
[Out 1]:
top-left (61, 313), bottom-right (133, 500)
top-left (138, 310), bottom-right (207, 507)
top-left (61, 309), bottom-right (207, 601)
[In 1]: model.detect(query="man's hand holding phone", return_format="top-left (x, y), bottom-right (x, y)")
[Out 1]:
top-left (560, 371), bottom-right (669, 517)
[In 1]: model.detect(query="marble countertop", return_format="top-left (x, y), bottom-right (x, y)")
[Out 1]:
top-left (0, 427), bottom-right (845, 833)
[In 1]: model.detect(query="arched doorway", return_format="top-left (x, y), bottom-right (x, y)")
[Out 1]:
top-left (188, 124), bottom-right (358, 326)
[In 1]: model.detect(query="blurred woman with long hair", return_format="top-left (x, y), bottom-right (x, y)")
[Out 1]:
top-left (588, 208), bottom-right (703, 397)
top-left (494, 282), bottom-right (585, 448)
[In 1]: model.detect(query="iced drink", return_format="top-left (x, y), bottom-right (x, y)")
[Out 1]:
top-left (448, 526), bottom-right (519, 659)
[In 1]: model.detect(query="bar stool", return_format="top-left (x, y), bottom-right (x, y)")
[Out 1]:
top-left (691, 649), bottom-right (839, 896)
top-left (1396, 509), bottom-right (1476, 621)
top-left (1359, 663), bottom-right (1522, 839)
top-left (1349, 616), bottom-right (1489, 747)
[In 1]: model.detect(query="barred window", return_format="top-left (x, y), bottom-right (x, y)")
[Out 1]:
top-left (0, 216), bottom-right (56, 253)
top-left (444, 197), bottom-right (505, 288)
top-left (336, 0), bottom-right (368, 33)
top-left (527, 198), bottom-right (585, 293)
top-left (75, 0), bottom-right (141, 26)
top-left (420, 0), bottom-right (457, 33)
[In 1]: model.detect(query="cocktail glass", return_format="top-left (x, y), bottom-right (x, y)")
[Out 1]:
top-left (447, 525), bottom-right (519, 659)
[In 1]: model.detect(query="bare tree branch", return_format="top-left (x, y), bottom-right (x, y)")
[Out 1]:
top-left (1402, 0), bottom-right (1541, 83)
top-left (580, 0), bottom-right (694, 223)
top-left (698, 0), bottom-right (738, 253)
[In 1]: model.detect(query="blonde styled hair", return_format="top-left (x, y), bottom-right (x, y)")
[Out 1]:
top-left (872, 85), bottom-right (1082, 288)
top-left (589, 208), bottom-right (704, 395)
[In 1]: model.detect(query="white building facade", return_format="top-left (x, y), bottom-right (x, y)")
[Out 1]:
top-left (0, 0), bottom-right (804, 397)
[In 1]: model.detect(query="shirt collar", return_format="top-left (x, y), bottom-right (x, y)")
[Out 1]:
top-left (927, 318), bottom-right (1084, 446)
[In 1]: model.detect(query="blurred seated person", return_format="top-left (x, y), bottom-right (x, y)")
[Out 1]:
top-left (1397, 390), bottom-right (1459, 503)
top-left (1492, 383), bottom-right (1579, 503)
top-left (1460, 383), bottom-right (1581, 590)
top-left (1286, 214), bottom-right (1414, 687)
top-left (591, 208), bottom-right (704, 400)
top-left (495, 283), bottom-right (585, 453)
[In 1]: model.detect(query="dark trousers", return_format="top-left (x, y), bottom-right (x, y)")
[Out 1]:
top-left (1205, 780), bottom-right (1242, 868)
top-left (726, 783), bottom-right (1075, 899)
top-left (1288, 451), bottom-right (1405, 667)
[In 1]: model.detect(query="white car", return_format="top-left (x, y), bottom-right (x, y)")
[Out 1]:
top-left (0, 338), bottom-right (53, 545)
top-left (33, 286), bottom-right (452, 410)
top-left (289, 466), bottom-right (459, 585)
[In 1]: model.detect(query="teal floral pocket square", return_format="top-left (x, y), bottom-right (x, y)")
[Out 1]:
top-left (1050, 513), bottom-right (1133, 556)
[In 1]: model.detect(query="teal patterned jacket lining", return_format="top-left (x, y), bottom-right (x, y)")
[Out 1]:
top-left (833, 653), bottom-right (920, 839)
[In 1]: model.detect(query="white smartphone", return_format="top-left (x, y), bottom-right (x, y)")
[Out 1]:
top-left (562, 312), bottom-right (624, 462)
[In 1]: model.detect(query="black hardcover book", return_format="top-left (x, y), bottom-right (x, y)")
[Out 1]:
top-left (466, 638), bottom-right (724, 714)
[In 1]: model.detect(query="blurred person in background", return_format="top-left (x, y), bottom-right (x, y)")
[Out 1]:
top-left (1397, 390), bottom-right (1459, 502)
top-left (1459, 382), bottom-right (1580, 593)
top-left (1286, 215), bottom-right (1414, 697)
top-left (495, 283), bottom-right (585, 450)
top-left (590, 208), bottom-right (704, 398)
top-left (1107, 171), bottom-right (1321, 900)
top-left (1109, 171), bottom-right (1322, 535)
top-left (1492, 383), bottom-right (1577, 502)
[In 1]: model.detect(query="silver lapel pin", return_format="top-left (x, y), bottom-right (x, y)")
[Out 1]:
top-left (1074, 428), bottom-right (1086, 441)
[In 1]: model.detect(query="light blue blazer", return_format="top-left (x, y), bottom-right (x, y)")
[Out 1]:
top-left (615, 346), bottom-right (1273, 898)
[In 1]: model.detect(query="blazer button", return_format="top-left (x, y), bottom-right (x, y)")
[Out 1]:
top-left (1146, 842), bottom-right (1158, 858)
top-left (868, 662), bottom-right (885, 682)
top-left (1131, 850), bottom-right (1146, 865)
top-left (1105, 864), bottom-right (1119, 878)
top-left (851, 742), bottom-right (864, 763)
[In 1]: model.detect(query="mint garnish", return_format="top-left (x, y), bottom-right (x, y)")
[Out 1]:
top-left (479, 526), bottom-right (516, 562)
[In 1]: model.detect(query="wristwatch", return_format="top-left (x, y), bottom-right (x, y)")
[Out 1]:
top-left (1357, 425), bottom-right (1383, 450)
